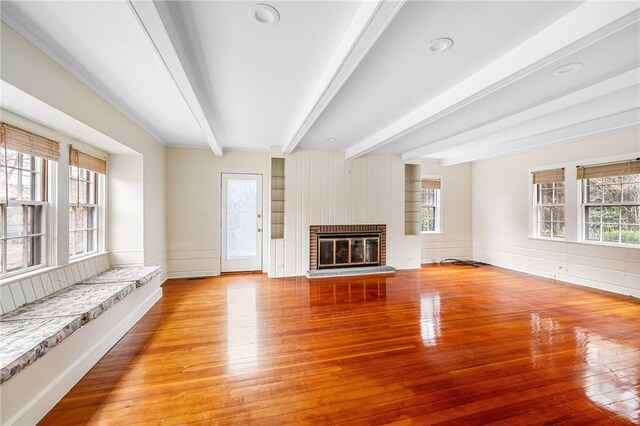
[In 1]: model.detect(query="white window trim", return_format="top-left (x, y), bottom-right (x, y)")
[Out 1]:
top-left (533, 181), bottom-right (566, 240)
top-left (421, 174), bottom-right (443, 234)
top-left (529, 153), bottom-right (640, 249)
top-left (580, 176), bottom-right (639, 248)
top-left (1, 152), bottom-right (50, 277)
top-left (69, 170), bottom-right (104, 260)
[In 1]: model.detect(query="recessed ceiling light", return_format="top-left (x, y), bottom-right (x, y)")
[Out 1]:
top-left (326, 138), bottom-right (336, 143)
top-left (553, 62), bottom-right (583, 76)
top-left (425, 38), bottom-right (453, 54)
top-left (248, 4), bottom-right (280, 27)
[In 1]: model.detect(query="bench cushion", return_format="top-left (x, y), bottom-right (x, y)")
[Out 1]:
top-left (0, 281), bottom-right (135, 384)
top-left (2, 282), bottom-right (136, 324)
top-left (81, 266), bottom-right (161, 287)
top-left (0, 316), bottom-right (82, 384)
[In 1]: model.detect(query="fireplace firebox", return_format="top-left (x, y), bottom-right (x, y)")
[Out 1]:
top-left (317, 233), bottom-right (380, 269)
top-left (309, 225), bottom-right (386, 271)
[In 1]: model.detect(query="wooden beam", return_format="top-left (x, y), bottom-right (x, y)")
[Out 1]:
top-left (440, 109), bottom-right (640, 166)
top-left (128, 1), bottom-right (224, 156)
top-left (402, 69), bottom-right (640, 161)
top-left (281, 0), bottom-right (405, 155)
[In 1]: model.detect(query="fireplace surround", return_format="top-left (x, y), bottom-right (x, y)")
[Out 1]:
top-left (309, 225), bottom-right (386, 271)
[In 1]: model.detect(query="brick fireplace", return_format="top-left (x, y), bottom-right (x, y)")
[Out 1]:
top-left (309, 224), bottom-right (386, 271)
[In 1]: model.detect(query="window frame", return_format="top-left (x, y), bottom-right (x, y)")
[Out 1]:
top-left (580, 175), bottom-right (639, 247)
top-left (533, 181), bottom-right (566, 240)
top-left (68, 166), bottom-right (102, 260)
top-left (421, 176), bottom-right (442, 234)
top-left (0, 149), bottom-right (51, 278)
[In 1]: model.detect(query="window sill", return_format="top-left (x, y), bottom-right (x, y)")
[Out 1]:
top-left (529, 236), bottom-right (566, 242)
top-left (1, 264), bottom-right (52, 287)
top-left (69, 251), bottom-right (101, 264)
top-left (528, 236), bottom-right (639, 249)
top-left (421, 231), bottom-right (443, 235)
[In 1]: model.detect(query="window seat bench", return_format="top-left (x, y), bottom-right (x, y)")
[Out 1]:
top-left (0, 265), bottom-right (162, 425)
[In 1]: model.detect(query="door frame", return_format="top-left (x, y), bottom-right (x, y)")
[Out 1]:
top-left (217, 167), bottom-right (269, 274)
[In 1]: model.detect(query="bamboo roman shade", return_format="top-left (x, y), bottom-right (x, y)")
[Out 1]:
top-left (421, 179), bottom-right (441, 189)
top-left (576, 160), bottom-right (640, 180)
top-left (532, 168), bottom-right (564, 184)
top-left (1, 122), bottom-right (60, 161)
top-left (69, 146), bottom-right (107, 174)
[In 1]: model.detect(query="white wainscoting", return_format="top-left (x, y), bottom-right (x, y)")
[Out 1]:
top-left (167, 241), bottom-right (219, 279)
top-left (474, 233), bottom-right (639, 297)
top-left (421, 232), bottom-right (473, 264)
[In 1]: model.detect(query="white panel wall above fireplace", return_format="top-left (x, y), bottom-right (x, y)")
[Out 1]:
top-left (269, 149), bottom-right (421, 278)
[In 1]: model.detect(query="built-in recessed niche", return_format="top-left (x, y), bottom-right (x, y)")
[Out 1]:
top-left (271, 157), bottom-right (285, 239)
top-left (405, 164), bottom-right (421, 235)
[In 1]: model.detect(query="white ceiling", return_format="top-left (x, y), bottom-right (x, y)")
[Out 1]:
top-left (301, 1), bottom-right (583, 148)
top-left (1, 0), bottom-right (208, 148)
top-left (1, 0), bottom-right (639, 164)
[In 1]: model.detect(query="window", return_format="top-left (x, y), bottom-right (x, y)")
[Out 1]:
top-left (69, 167), bottom-right (98, 257)
top-left (69, 147), bottom-right (106, 258)
top-left (421, 179), bottom-right (440, 232)
top-left (580, 160), bottom-right (639, 245)
top-left (0, 123), bottom-right (59, 276)
top-left (533, 168), bottom-right (565, 239)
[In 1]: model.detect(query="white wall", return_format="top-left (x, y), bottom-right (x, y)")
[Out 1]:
top-left (1, 22), bottom-right (167, 278)
top-left (270, 149), bottom-right (421, 277)
top-left (166, 148), bottom-right (421, 278)
top-left (108, 155), bottom-right (144, 266)
top-left (472, 129), bottom-right (640, 297)
top-left (420, 161), bottom-right (472, 263)
top-left (166, 148), bottom-right (270, 278)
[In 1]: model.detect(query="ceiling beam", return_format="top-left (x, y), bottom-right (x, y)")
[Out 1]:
top-left (281, 0), bottom-right (405, 155)
top-left (128, 0), bottom-right (224, 156)
top-left (402, 68), bottom-right (640, 160)
top-left (439, 109), bottom-right (640, 166)
top-left (345, 1), bottom-right (640, 160)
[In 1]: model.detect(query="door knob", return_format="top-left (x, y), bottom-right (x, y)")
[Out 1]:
top-left (258, 228), bottom-right (262, 232)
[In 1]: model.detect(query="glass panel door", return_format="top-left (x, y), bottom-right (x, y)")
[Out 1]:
top-left (221, 173), bottom-right (263, 272)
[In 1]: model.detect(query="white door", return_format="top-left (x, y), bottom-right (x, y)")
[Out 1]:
top-left (221, 173), bottom-right (263, 272)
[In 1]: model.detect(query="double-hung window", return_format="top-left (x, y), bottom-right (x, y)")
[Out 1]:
top-left (69, 146), bottom-right (106, 258)
top-left (578, 160), bottom-right (639, 246)
top-left (533, 168), bottom-right (565, 239)
top-left (0, 123), bottom-right (59, 276)
top-left (421, 179), bottom-right (441, 233)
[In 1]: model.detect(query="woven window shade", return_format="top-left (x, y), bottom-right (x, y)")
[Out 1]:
top-left (422, 179), bottom-right (441, 189)
top-left (532, 168), bottom-right (564, 184)
top-left (576, 160), bottom-right (640, 180)
top-left (1, 122), bottom-right (60, 161)
top-left (69, 146), bottom-right (107, 174)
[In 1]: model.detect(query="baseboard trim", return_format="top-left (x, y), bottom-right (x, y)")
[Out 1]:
top-left (475, 257), bottom-right (639, 298)
top-left (167, 271), bottom-right (219, 279)
top-left (0, 277), bottom-right (163, 425)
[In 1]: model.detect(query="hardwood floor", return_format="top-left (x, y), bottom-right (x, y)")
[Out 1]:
top-left (40, 265), bottom-right (639, 425)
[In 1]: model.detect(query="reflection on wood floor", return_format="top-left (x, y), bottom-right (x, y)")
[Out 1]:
top-left (40, 265), bottom-right (640, 425)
